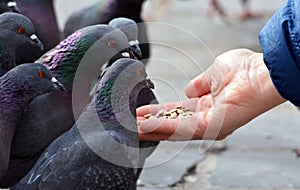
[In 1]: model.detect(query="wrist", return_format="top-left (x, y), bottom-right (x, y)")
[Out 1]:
top-left (246, 52), bottom-right (286, 114)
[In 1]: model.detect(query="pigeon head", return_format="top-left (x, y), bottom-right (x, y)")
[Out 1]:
top-left (109, 17), bottom-right (142, 59)
top-left (0, 0), bottom-right (19, 13)
top-left (0, 12), bottom-right (43, 76)
top-left (93, 25), bottom-right (136, 65)
top-left (95, 58), bottom-right (154, 132)
top-left (1, 63), bottom-right (64, 101)
top-left (0, 12), bottom-right (43, 50)
top-left (41, 25), bottom-right (132, 91)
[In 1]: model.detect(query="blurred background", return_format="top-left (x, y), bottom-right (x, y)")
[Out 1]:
top-left (43, 0), bottom-right (300, 189)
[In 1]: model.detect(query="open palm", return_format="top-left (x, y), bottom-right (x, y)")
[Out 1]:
top-left (137, 49), bottom-right (286, 141)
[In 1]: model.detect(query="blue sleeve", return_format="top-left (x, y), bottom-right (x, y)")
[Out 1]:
top-left (259, 0), bottom-right (300, 106)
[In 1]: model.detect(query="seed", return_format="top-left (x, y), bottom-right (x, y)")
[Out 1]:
top-left (177, 110), bottom-right (184, 114)
top-left (169, 109), bottom-right (178, 113)
top-left (146, 106), bottom-right (195, 120)
top-left (169, 112), bottom-right (178, 119)
top-left (156, 109), bottom-right (165, 117)
top-left (177, 114), bottom-right (183, 118)
top-left (144, 114), bottom-right (152, 119)
top-left (186, 111), bottom-right (193, 116)
top-left (164, 112), bottom-right (171, 117)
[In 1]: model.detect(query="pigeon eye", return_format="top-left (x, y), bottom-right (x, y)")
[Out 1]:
top-left (138, 68), bottom-right (144, 75)
top-left (17, 27), bottom-right (25, 34)
top-left (38, 71), bottom-right (45, 78)
top-left (108, 40), bottom-right (117, 48)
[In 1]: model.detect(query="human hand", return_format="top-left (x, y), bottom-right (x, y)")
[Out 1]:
top-left (137, 49), bottom-right (286, 141)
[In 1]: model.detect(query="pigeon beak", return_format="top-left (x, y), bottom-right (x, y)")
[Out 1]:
top-left (7, 1), bottom-right (19, 13)
top-left (30, 34), bottom-right (44, 51)
top-left (130, 42), bottom-right (142, 60)
top-left (51, 77), bottom-right (66, 92)
top-left (146, 79), bottom-right (155, 89)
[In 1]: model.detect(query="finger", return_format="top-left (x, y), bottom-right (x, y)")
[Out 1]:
top-left (139, 118), bottom-right (180, 134)
top-left (138, 113), bottom-right (208, 141)
top-left (136, 98), bottom-right (200, 117)
top-left (185, 69), bottom-right (212, 98)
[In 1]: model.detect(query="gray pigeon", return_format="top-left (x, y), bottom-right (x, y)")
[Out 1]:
top-left (102, 18), bottom-right (159, 180)
top-left (0, 63), bottom-right (64, 179)
top-left (0, 0), bottom-right (19, 13)
top-left (62, 0), bottom-right (150, 63)
top-left (12, 58), bottom-right (155, 190)
top-left (0, 24), bottom-right (136, 187)
top-left (15, 0), bottom-right (60, 63)
top-left (0, 12), bottom-right (43, 76)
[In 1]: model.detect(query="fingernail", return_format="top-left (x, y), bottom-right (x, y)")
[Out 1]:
top-left (139, 120), bottom-right (157, 133)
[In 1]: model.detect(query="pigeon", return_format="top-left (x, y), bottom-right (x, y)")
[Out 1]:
top-left (0, 24), bottom-right (136, 187)
top-left (63, 0), bottom-right (150, 63)
top-left (103, 18), bottom-right (159, 180)
top-left (0, 12), bottom-right (43, 76)
top-left (0, 63), bottom-right (64, 179)
top-left (12, 58), bottom-right (155, 190)
top-left (0, 0), bottom-right (19, 13)
top-left (15, 0), bottom-right (60, 63)
top-left (108, 18), bottom-right (159, 174)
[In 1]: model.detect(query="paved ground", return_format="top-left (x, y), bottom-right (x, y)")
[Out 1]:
top-left (56, 0), bottom-right (300, 189)
top-left (5, 0), bottom-right (300, 189)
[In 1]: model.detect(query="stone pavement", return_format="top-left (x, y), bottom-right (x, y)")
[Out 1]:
top-left (4, 0), bottom-right (300, 189)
